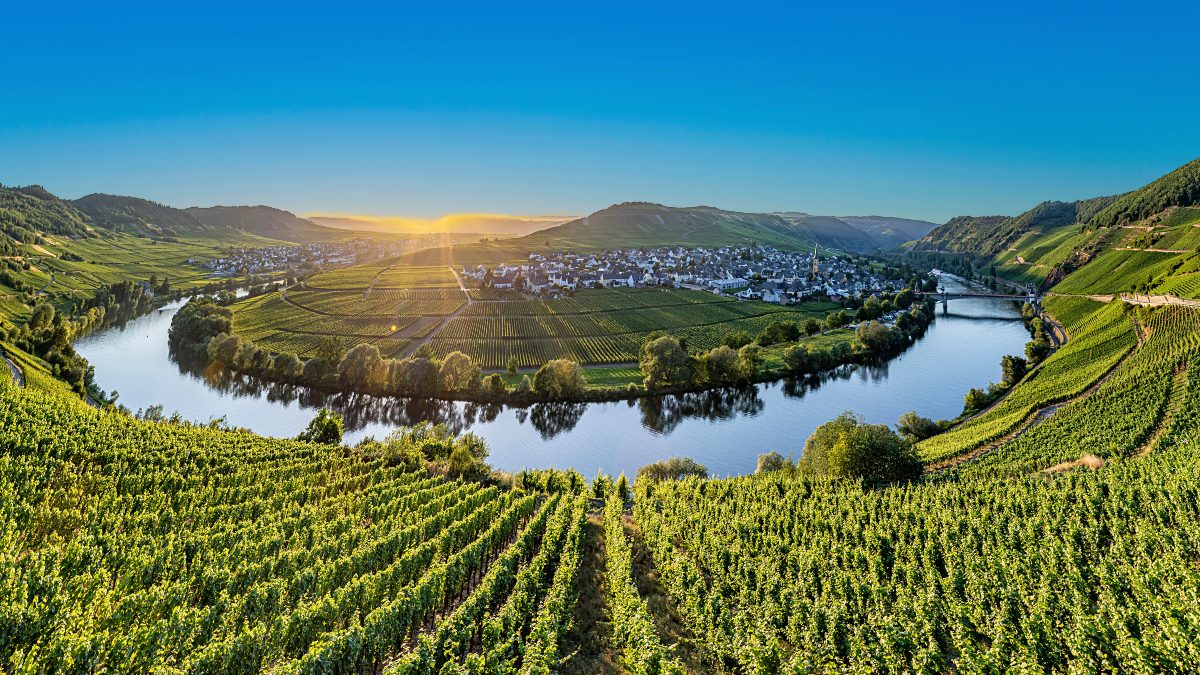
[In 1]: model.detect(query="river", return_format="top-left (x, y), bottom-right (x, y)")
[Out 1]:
top-left (74, 277), bottom-right (1030, 477)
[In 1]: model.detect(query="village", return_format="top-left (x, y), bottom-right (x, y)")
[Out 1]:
top-left (461, 244), bottom-right (909, 304)
top-left (196, 237), bottom-right (424, 278)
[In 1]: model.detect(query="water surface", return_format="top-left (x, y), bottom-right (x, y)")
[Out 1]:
top-left (76, 278), bottom-right (1029, 477)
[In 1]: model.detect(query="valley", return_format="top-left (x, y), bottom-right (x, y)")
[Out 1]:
top-left (3, 156), bottom-right (1200, 672)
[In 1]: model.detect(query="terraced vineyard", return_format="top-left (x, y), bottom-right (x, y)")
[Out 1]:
top-left (918, 297), bottom-right (1138, 463)
top-left (232, 266), bottom-right (837, 368)
top-left (0, 380), bottom-right (590, 673)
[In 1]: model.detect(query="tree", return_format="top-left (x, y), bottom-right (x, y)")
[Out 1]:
top-left (1025, 339), bottom-right (1052, 366)
top-left (507, 355), bottom-right (519, 375)
top-left (636, 456), bottom-right (708, 484)
top-left (298, 408), bottom-right (343, 445)
top-left (798, 412), bottom-right (920, 481)
top-left (234, 341), bottom-right (270, 374)
top-left (698, 345), bottom-right (741, 385)
top-left (640, 335), bottom-right (693, 390)
top-left (855, 321), bottom-right (896, 352)
top-left (338, 344), bottom-right (382, 390)
top-left (400, 357), bottom-right (439, 396)
top-left (756, 451), bottom-right (792, 474)
top-left (316, 336), bottom-right (347, 364)
top-left (722, 330), bottom-right (753, 349)
top-left (896, 411), bottom-right (941, 441)
top-left (30, 302), bottom-right (54, 330)
top-left (301, 357), bottom-right (332, 386)
top-left (1001, 354), bottom-right (1028, 387)
top-left (964, 387), bottom-right (990, 413)
top-left (271, 352), bottom-right (303, 382)
top-left (825, 310), bottom-right (849, 330)
top-left (803, 318), bottom-right (821, 336)
top-left (439, 351), bottom-right (481, 393)
top-left (782, 343), bottom-right (816, 374)
top-left (756, 320), bottom-right (801, 346)
top-left (206, 332), bottom-right (242, 366)
top-left (482, 373), bottom-right (507, 399)
top-left (533, 359), bottom-right (587, 399)
top-left (737, 343), bottom-right (762, 379)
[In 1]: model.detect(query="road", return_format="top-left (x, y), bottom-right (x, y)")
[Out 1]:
top-left (397, 265), bottom-right (474, 357)
top-left (2, 351), bottom-right (24, 386)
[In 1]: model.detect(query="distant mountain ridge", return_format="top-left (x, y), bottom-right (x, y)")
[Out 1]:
top-left (185, 205), bottom-right (339, 241)
top-left (519, 202), bottom-right (935, 253)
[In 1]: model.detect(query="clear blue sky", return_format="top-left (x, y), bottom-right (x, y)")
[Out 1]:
top-left (2, 0), bottom-right (1198, 223)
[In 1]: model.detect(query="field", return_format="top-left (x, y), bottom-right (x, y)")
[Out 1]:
top-left (1, 230), bottom-right (281, 323)
top-left (232, 264), bottom-right (840, 369)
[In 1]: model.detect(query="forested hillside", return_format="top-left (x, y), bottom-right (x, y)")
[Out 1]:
top-left (70, 193), bottom-right (218, 237)
top-left (185, 205), bottom-right (345, 242)
top-left (1088, 157), bottom-right (1200, 228)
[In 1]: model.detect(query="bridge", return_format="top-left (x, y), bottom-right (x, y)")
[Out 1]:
top-left (916, 286), bottom-right (1041, 312)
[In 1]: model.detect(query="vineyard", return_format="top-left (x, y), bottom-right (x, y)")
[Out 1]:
top-left (0, 379), bottom-right (592, 673)
top-left (231, 271), bottom-right (838, 368)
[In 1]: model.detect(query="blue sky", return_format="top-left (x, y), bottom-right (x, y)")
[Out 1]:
top-left (2, 0), bottom-right (1198, 223)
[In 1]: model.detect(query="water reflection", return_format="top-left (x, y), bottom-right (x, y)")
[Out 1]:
top-left (78, 275), bottom-right (1033, 477)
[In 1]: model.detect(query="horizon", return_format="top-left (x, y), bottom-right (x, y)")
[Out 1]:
top-left (3, 1), bottom-right (1200, 223)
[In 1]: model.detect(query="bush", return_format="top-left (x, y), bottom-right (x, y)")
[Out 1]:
top-left (798, 412), bottom-right (921, 481)
top-left (298, 408), bottom-right (343, 445)
top-left (636, 456), bottom-right (708, 484)
top-left (756, 451), bottom-right (792, 474)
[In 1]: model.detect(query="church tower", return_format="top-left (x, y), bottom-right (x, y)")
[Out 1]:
top-left (811, 243), bottom-right (820, 276)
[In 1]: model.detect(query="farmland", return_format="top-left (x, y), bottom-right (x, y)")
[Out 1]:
top-left (230, 264), bottom-right (842, 370)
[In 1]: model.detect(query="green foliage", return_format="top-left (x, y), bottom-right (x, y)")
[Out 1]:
top-left (635, 456), bottom-right (708, 484)
top-left (799, 412), bottom-right (921, 481)
top-left (533, 359), bottom-right (587, 399)
top-left (297, 407), bottom-right (343, 444)
top-left (639, 335), bottom-right (692, 390)
top-left (896, 410), bottom-right (941, 441)
top-left (1089, 157), bottom-right (1200, 228)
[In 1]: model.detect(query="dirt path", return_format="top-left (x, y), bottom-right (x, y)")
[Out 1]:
top-left (398, 266), bottom-right (473, 357)
top-left (2, 351), bottom-right (24, 386)
top-left (560, 516), bottom-right (625, 675)
top-left (624, 518), bottom-right (712, 674)
top-left (1119, 293), bottom-right (1200, 308)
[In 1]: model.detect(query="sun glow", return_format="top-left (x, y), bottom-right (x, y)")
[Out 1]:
top-left (301, 211), bottom-right (574, 236)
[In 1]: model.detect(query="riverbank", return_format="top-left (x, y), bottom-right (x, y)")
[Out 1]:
top-left (170, 291), bottom-right (938, 406)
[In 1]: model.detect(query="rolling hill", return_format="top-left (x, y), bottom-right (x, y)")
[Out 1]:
top-left (70, 193), bottom-right (217, 237)
top-left (184, 205), bottom-right (342, 242)
top-left (0, 185), bottom-right (95, 246)
top-left (520, 202), bottom-right (931, 253)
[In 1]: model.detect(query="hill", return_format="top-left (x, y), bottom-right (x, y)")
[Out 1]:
top-left (0, 184), bottom-right (94, 247)
top-left (185, 205), bottom-right (342, 242)
top-left (835, 215), bottom-right (938, 247)
top-left (1089, 157), bottom-right (1200, 228)
top-left (70, 193), bottom-right (216, 237)
top-left (519, 202), bottom-right (923, 254)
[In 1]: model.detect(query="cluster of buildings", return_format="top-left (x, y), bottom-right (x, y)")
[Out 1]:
top-left (461, 244), bottom-right (907, 304)
top-left (197, 238), bottom-right (418, 278)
